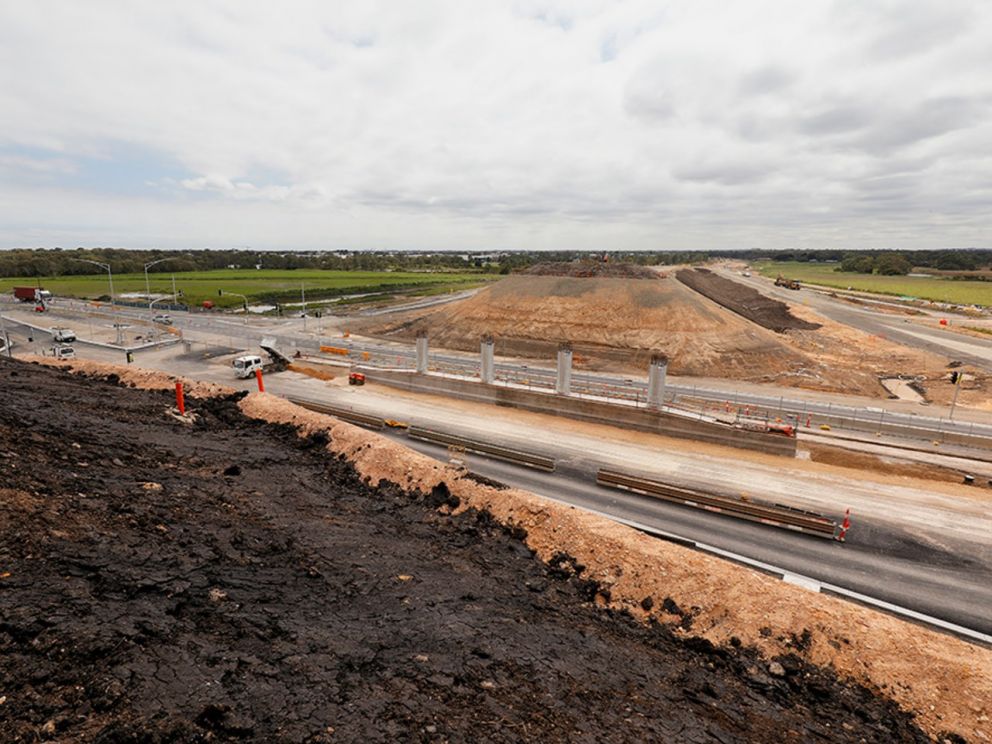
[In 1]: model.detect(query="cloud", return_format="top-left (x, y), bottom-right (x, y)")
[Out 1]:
top-left (0, 0), bottom-right (990, 250)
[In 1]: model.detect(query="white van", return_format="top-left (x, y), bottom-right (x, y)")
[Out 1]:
top-left (51, 327), bottom-right (77, 343)
top-left (51, 345), bottom-right (76, 360)
top-left (233, 355), bottom-right (264, 378)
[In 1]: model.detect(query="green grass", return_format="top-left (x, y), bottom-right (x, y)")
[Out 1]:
top-left (755, 261), bottom-right (992, 306)
top-left (0, 269), bottom-right (493, 308)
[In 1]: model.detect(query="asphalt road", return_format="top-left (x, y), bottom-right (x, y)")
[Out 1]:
top-left (390, 433), bottom-right (992, 636)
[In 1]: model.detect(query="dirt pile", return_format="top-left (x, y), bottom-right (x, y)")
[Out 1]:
top-left (359, 272), bottom-right (959, 396)
top-left (0, 359), bottom-right (953, 742)
top-left (523, 261), bottom-right (659, 279)
top-left (363, 274), bottom-right (809, 379)
top-left (676, 268), bottom-right (822, 332)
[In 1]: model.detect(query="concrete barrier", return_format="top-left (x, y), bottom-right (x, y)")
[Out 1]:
top-left (358, 368), bottom-right (797, 457)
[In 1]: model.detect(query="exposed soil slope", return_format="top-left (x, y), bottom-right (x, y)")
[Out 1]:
top-left (676, 268), bottom-right (822, 332)
top-left (0, 359), bottom-right (940, 743)
top-left (359, 273), bottom-right (957, 396)
top-left (363, 274), bottom-right (809, 379)
top-left (523, 261), bottom-right (659, 279)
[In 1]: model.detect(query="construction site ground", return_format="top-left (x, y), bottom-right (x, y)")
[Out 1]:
top-left (356, 271), bottom-right (989, 403)
top-left (0, 359), bottom-right (955, 742)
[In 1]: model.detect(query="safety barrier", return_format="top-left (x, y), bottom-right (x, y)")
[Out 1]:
top-left (407, 427), bottom-right (556, 471)
top-left (286, 397), bottom-right (385, 430)
top-left (597, 469), bottom-right (843, 540)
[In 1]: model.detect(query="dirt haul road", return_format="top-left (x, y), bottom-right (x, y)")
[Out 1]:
top-left (0, 359), bottom-right (947, 743)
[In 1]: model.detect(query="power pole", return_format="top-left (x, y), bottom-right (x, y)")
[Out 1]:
top-left (301, 282), bottom-right (307, 332)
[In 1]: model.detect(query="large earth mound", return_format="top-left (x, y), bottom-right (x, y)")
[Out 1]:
top-left (0, 360), bottom-right (938, 741)
top-left (524, 260), bottom-right (659, 279)
top-left (363, 274), bottom-right (811, 379)
top-left (360, 273), bottom-right (953, 395)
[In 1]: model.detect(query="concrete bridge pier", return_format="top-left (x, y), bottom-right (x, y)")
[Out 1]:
top-left (415, 330), bottom-right (429, 374)
top-left (556, 342), bottom-right (572, 396)
top-left (480, 334), bottom-right (495, 384)
top-left (647, 353), bottom-right (668, 409)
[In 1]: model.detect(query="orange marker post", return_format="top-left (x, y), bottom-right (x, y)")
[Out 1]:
top-left (837, 509), bottom-right (851, 541)
top-left (175, 381), bottom-right (185, 415)
top-left (255, 368), bottom-right (265, 392)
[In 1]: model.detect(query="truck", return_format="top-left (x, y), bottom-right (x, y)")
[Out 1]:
top-left (13, 287), bottom-right (52, 303)
top-left (774, 275), bottom-right (801, 290)
top-left (232, 355), bottom-right (265, 379)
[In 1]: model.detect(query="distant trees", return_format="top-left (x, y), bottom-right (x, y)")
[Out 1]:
top-left (874, 253), bottom-right (913, 275)
top-left (0, 246), bottom-right (988, 279)
top-left (836, 252), bottom-right (912, 275)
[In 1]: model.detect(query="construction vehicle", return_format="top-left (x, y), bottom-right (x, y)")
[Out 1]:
top-left (13, 287), bottom-right (51, 303)
top-left (348, 372), bottom-right (366, 386)
top-left (232, 355), bottom-right (264, 379)
top-left (774, 275), bottom-right (801, 290)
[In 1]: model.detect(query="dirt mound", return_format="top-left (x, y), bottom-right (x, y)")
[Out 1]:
top-left (524, 261), bottom-right (659, 279)
top-left (0, 359), bottom-right (944, 742)
top-left (363, 274), bottom-right (809, 379)
top-left (676, 268), bottom-right (822, 332)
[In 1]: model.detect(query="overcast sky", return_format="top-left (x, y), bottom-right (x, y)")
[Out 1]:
top-left (1, 0), bottom-right (990, 251)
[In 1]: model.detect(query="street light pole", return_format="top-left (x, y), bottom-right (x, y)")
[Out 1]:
top-left (218, 290), bottom-right (250, 325)
top-left (301, 282), bottom-right (307, 332)
top-left (144, 257), bottom-right (188, 307)
top-left (70, 257), bottom-right (120, 342)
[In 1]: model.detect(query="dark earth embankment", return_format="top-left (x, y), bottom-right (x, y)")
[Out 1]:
top-left (676, 268), bottom-right (822, 332)
top-left (523, 261), bottom-right (659, 279)
top-left (0, 360), bottom-right (938, 742)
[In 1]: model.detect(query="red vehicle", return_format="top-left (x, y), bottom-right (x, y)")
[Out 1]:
top-left (14, 286), bottom-right (51, 303)
top-left (34, 304), bottom-right (46, 313)
top-left (348, 372), bottom-right (366, 386)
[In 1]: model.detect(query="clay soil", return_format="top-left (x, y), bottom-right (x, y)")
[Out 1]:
top-left (0, 359), bottom-right (940, 743)
top-left (360, 274), bottom-right (809, 380)
top-left (676, 268), bottom-right (821, 333)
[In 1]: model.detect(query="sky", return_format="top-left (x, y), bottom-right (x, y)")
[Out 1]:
top-left (1, 0), bottom-right (990, 251)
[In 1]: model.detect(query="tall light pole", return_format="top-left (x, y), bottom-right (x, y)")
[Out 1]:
top-left (301, 282), bottom-right (307, 332)
top-left (144, 256), bottom-right (189, 307)
top-left (218, 290), bottom-right (250, 325)
top-left (70, 257), bottom-right (121, 345)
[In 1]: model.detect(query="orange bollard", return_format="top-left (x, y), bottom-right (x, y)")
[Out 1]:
top-left (255, 368), bottom-right (265, 392)
top-left (175, 381), bottom-right (185, 415)
top-left (837, 509), bottom-right (851, 541)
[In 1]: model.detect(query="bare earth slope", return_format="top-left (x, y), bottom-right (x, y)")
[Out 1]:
top-left (365, 274), bottom-right (808, 379)
top-left (0, 360), bottom-right (944, 742)
top-left (361, 273), bottom-right (956, 396)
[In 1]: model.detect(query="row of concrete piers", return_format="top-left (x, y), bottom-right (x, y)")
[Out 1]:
top-left (413, 330), bottom-right (669, 409)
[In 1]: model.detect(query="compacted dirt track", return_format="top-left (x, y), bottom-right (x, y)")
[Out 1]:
top-left (0, 360), bottom-right (940, 742)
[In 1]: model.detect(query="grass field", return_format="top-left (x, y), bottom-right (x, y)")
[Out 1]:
top-left (0, 269), bottom-right (492, 308)
top-left (755, 261), bottom-right (992, 306)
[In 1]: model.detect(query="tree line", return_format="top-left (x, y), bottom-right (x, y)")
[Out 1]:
top-left (0, 246), bottom-right (988, 279)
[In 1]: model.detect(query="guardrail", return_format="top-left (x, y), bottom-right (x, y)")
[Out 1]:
top-left (407, 427), bottom-right (556, 471)
top-left (597, 469), bottom-right (843, 540)
top-left (286, 397), bottom-right (385, 430)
